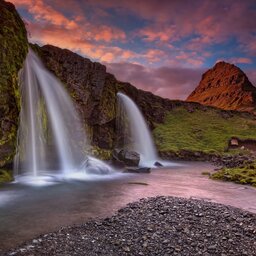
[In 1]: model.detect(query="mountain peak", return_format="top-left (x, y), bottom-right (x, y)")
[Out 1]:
top-left (187, 61), bottom-right (256, 112)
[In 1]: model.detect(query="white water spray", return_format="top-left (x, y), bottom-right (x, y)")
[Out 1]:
top-left (117, 92), bottom-right (158, 166)
top-left (15, 49), bottom-right (87, 176)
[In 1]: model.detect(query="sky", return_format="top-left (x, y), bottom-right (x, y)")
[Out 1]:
top-left (12, 0), bottom-right (256, 100)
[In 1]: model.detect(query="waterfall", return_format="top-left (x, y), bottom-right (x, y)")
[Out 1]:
top-left (117, 92), bottom-right (158, 166)
top-left (14, 49), bottom-right (87, 176)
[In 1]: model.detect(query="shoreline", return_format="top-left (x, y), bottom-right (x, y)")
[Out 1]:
top-left (5, 196), bottom-right (256, 256)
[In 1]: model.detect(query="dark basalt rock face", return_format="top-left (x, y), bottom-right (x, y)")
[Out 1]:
top-left (187, 61), bottom-right (256, 113)
top-left (0, 0), bottom-right (28, 168)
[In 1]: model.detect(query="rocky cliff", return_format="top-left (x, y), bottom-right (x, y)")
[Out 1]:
top-left (0, 0), bottom-right (28, 168)
top-left (187, 61), bottom-right (256, 113)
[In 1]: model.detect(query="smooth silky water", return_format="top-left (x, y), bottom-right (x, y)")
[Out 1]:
top-left (1, 161), bottom-right (256, 253)
top-left (117, 92), bottom-right (175, 167)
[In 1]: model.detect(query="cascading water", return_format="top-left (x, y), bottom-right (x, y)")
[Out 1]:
top-left (117, 92), bottom-right (158, 167)
top-left (14, 49), bottom-right (87, 177)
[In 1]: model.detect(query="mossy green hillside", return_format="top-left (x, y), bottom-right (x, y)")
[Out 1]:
top-left (211, 163), bottom-right (256, 187)
top-left (153, 107), bottom-right (256, 154)
top-left (0, 1), bottom-right (28, 167)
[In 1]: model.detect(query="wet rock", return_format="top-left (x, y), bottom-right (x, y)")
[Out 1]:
top-left (154, 161), bottom-right (163, 167)
top-left (82, 157), bottom-right (111, 175)
top-left (117, 149), bottom-right (140, 166)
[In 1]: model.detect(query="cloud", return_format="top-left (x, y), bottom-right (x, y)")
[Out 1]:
top-left (12, 0), bottom-right (77, 28)
top-left (27, 22), bottom-right (134, 62)
top-left (12, 0), bottom-right (127, 43)
top-left (106, 62), bottom-right (204, 99)
top-left (216, 57), bottom-right (253, 65)
top-left (12, 0), bottom-right (256, 99)
top-left (228, 58), bottom-right (252, 64)
top-left (137, 26), bottom-right (176, 42)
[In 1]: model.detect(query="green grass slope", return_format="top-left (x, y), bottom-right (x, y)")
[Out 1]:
top-left (153, 107), bottom-right (256, 154)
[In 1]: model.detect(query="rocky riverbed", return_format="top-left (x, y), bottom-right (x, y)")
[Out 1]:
top-left (6, 196), bottom-right (256, 256)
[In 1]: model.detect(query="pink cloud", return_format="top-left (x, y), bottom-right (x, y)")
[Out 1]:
top-left (94, 26), bottom-right (126, 42)
top-left (106, 62), bottom-right (204, 99)
top-left (142, 49), bottom-right (166, 63)
top-left (12, 0), bottom-right (77, 29)
top-left (216, 57), bottom-right (252, 65)
top-left (28, 23), bottom-right (134, 62)
top-left (138, 26), bottom-right (176, 42)
top-left (12, 0), bottom-right (127, 43)
top-left (228, 58), bottom-right (252, 64)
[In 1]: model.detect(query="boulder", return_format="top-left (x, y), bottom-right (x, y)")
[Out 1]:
top-left (117, 149), bottom-right (140, 167)
top-left (112, 149), bottom-right (141, 167)
top-left (82, 157), bottom-right (111, 175)
top-left (111, 149), bottom-right (126, 168)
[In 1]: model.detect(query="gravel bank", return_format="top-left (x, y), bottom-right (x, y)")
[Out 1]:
top-left (6, 196), bottom-right (256, 256)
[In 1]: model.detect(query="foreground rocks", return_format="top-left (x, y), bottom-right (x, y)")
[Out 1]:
top-left (6, 196), bottom-right (256, 256)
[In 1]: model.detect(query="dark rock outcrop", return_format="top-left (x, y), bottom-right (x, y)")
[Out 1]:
top-left (187, 61), bottom-right (256, 113)
top-left (116, 149), bottom-right (140, 167)
top-left (0, 0), bottom-right (28, 167)
top-left (154, 161), bottom-right (163, 167)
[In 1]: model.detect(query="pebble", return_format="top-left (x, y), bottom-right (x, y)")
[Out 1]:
top-left (5, 196), bottom-right (256, 256)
